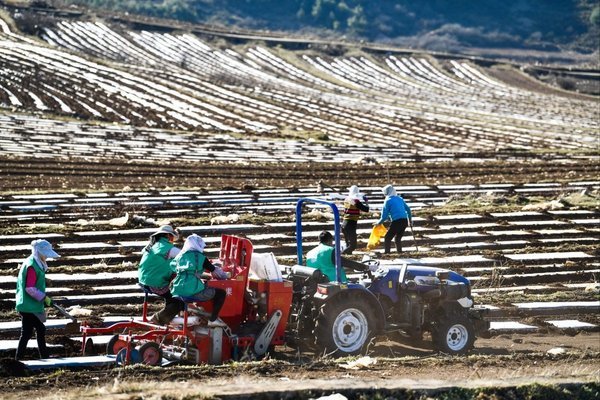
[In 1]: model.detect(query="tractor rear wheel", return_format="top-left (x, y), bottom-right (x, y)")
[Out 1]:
top-left (314, 295), bottom-right (375, 357)
top-left (432, 314), bottom-right (475, 355)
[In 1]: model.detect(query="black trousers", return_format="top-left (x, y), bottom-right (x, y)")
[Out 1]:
top-left (209, 288), bottom-right (226, 321)
top-left (147, 287), bottom-right (185, 325)
top-left (384, 218), bottom-right (408, 254)
top-left (153, 288), bottom-right (226, 324)
top-left (16, 312), bottom-right (49, 360)
top-left (342, 219), bottom-right (358, 254)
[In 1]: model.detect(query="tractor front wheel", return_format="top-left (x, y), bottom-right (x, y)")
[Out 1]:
top-left (432, 315), bottom-right (475, 355)
top-left (314, 296), bottom-right (375, 357)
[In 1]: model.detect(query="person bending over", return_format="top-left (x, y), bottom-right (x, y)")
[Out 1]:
top-left (376, 184), bottom-right (412, 254)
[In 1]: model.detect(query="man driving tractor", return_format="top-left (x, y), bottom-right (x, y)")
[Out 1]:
top-left (306, 231), bottom-right (375, 282)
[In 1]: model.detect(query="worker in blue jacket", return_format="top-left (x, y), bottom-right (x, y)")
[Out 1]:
top-left (376, 184), bottom-right (412, 254)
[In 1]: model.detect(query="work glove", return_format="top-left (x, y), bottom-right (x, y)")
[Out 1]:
top-left (213, 267), bottom-right (228, 280)
top-left (43, 296), bottom-right (53, 307)
top-left (368, 262), bottom-right (380, 272)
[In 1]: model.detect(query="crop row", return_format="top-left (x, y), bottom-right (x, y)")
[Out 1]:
top-left (0, 16), bottom-right (596, 152)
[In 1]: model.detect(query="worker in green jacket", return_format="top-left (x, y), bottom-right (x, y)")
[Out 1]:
top-left (170, 234), bottom-right (228, 327)
top-left (138, 225), bottom-right (182, 325)
top-left (306, 231), bottom-right (372, 283)
top-left (15, 239), bottom-right (60, 360)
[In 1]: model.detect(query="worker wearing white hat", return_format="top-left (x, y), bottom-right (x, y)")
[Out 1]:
top-left (170, 234), bottom-right (228, 327)
top-left (138, 225), bottom-right (182, 325)
top-left (376, 184), bottom-right (412, 254)
top-left (15, 239), bottom-right (60, 360)
top-left (342, 185), bottom-right (369, 255)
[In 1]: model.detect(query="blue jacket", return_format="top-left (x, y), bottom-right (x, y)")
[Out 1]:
top-left (377, 196), bottom-right (412, 225)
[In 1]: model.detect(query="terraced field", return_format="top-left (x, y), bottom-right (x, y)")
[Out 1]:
top-left (0, 5), bottom-right (598, 399)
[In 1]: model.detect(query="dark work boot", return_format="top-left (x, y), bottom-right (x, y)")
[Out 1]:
top-left (154, 301), bottom-right (183, 325)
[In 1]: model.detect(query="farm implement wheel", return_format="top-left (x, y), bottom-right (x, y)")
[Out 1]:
top-left (139, 342), bottom-right (163, 366)
top-left (432, 315), bottom-right (475, 355)
top-left (106, 334), bottom-right (128, 355)
top-left (315, 296), bottom-right (375, 356)
top-left (116, 347), bottom-right (141, 365)
top-left (83, 337), bottom-right (96, 356)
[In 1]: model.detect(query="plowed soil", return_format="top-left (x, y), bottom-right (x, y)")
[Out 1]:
top-left (0, 331), bottom-right (598, 400)
top-left (1, 155), bottom-right (599, 399)
top-left (1, 156), bottom-right (599, 192)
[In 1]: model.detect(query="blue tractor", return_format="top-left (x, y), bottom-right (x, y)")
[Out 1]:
top-left (286, 198), bottom-right (489, 356)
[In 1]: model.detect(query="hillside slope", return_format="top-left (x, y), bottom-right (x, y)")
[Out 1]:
top-left (56, 0), bottom-right (600, 55)
top-left (0, 8), bottom-right (597, 154)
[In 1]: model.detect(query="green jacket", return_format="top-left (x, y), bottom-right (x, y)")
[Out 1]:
top-left (138, 237), bottom-right (175, 288)
top-left (306, 243), bottom-right (347, 283)
top-left (15, 256), bottom-right (46, 313)
top-left (171, 251), bottom-right (208, 297)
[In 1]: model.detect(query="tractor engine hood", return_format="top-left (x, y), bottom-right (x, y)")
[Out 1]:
top-left (404, 265), bottom-right (470, 286)
top-left (372, 264), bottom-right (470, 287)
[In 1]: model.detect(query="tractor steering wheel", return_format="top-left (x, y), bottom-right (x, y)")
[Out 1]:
top-left (362, 259), bottom-right (380, 281)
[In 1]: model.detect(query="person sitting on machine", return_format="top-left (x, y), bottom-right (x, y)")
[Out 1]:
top-left (138, 225), bottom-right (183, 325)
top-left (170, 234), bottom-right (229, 327)
top-left (306, 231), bottom-right (372, 283)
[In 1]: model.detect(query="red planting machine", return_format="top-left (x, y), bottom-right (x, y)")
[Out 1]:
top-left (81, 234), bottom-right (293, 365)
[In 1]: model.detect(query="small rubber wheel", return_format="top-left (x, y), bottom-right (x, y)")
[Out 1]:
top-left (83, 337), bottom-right (96, 356)
top-left (116, 347), bottom-right (141, 365)
top-left (138, 342), bottom-right (163, 366)
top-left (106, 334), bottom-right (128, 355)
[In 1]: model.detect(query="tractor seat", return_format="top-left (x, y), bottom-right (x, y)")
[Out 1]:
top-left (138, 284), bottom-right (169, 297)
top-left (138, 283), bottom-right (152, 295)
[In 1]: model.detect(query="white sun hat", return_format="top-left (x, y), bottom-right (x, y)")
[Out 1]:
top-left (150, 225), bottom-right (179, 239)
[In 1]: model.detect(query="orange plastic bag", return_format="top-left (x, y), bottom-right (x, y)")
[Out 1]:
top-left (367, 224), bottom-right (387, 250)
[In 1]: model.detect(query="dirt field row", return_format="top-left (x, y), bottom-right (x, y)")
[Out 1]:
top-left (1, 155), bottom-right (599, 192)
top-left (0, 154), bottom-right (598, 399)
top-left (1, 334), bottom-right (599, 399)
